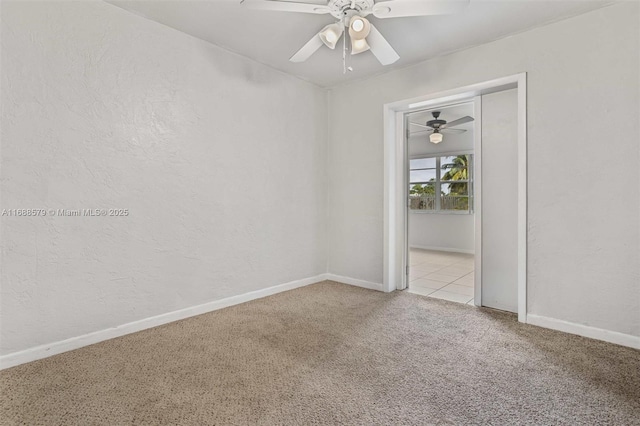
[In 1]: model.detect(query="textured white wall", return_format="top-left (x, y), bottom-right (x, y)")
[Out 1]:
top-left (327, 3), bottom-right (640, 337)
top-left (0, 1), bottom-right (328, 355)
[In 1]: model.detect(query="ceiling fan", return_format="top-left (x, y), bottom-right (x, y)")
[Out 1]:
top-left (241, 0), bottom-right (470, 67)
top-left (411, 111), bottom-right (474, 144)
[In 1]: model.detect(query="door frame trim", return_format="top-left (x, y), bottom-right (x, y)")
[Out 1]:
top-left (382, 73), bottom-right (528, 322)
top-left (473, 95), bottom-right (483, 306)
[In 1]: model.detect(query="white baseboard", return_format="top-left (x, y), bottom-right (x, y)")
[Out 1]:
top-left (526, 314), bottom-right (640, 350)
top-left (410, 245), bottom-right (474, 255)
top-left (6, 278), bottom-right (633, 370)
top-left (325, 274), bottom-right (385, 292)
top-left (0, 274), bottom-right (327, 370)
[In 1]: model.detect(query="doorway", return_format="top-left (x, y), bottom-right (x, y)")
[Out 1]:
top-left (382, 74), bottom-right (527, 321)
top-left (405, 102), bottom-right (476, 305)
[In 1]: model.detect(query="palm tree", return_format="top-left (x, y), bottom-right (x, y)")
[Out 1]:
top-left (442, 155), bottom-right (469, 181)
top-left (441, 155), bottom-right (469, 195)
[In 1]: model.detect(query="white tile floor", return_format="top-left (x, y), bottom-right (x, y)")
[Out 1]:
top-left (408, 248), bottom-right (475, 305)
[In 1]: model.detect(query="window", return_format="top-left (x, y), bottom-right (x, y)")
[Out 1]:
top-left (409, 154), bottom-right (473, 213)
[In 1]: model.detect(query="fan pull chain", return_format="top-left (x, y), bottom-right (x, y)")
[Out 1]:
top-left (342, 21), bottom-right (347, 74)
top-left (343, 23), bottom-right (353, 74)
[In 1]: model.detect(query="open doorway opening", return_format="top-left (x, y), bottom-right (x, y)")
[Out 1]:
top-left (405, 102), bottom-right (476, 305)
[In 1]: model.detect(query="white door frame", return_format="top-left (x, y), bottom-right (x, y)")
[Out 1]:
top-left (383, 73), bottom-right (528, 323)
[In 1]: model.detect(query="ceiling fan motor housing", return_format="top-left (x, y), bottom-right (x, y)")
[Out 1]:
top-left (426, 118), bottom-right (447, 128)
top-left (327, 0), bottom-right (375, 18)
top-left (426, 111), bottom-right (446, 129)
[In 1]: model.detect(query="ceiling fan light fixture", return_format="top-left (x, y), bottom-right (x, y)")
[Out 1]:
top-left (319, 23), bottom-right (344, 49)
top-left (351, 38), bottom-right (370, 54)
top-left (430, 131), bottom-right (443, 144)
top-left (348, 16), bottom-right (371, 40)
top-left (243, 0), bottom-right (471, 66)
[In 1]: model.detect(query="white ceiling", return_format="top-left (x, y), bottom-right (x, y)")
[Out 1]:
top-left (107, 0), bottom-right (613, 88)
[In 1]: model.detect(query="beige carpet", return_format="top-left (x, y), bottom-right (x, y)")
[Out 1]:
top-left (1, 281), bottom-right (639, 425)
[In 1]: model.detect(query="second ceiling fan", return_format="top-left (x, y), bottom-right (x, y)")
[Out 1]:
top-left (411, 111), bottom-right (474, 144)
top-left (242, 0), bottom-right (470, 66)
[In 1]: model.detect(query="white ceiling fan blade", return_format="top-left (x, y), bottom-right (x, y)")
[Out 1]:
top-left (410, 127), bottom-right (465, 135)
top-left (242, 0), bottom-right (331, 14)
top-left (441, 116), bottom-right (474, 128)
top-left (367, 24), bottom-right (399, 65)
top-left (410, 122), bottom-right (431, 129)
top-left (372, 0), bottom-right (470, 19)
top-left (440, 128), bottom-right (466, 134)
top-left (409, 129), bottom-right (434, 135)
top-left (290, 33), bottom-right (324, 62)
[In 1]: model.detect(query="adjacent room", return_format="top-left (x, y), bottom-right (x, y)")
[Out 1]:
top-left (406, 102), bottom-right (477, 305)
top-left (1, 0), bottom-right (639, 424)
